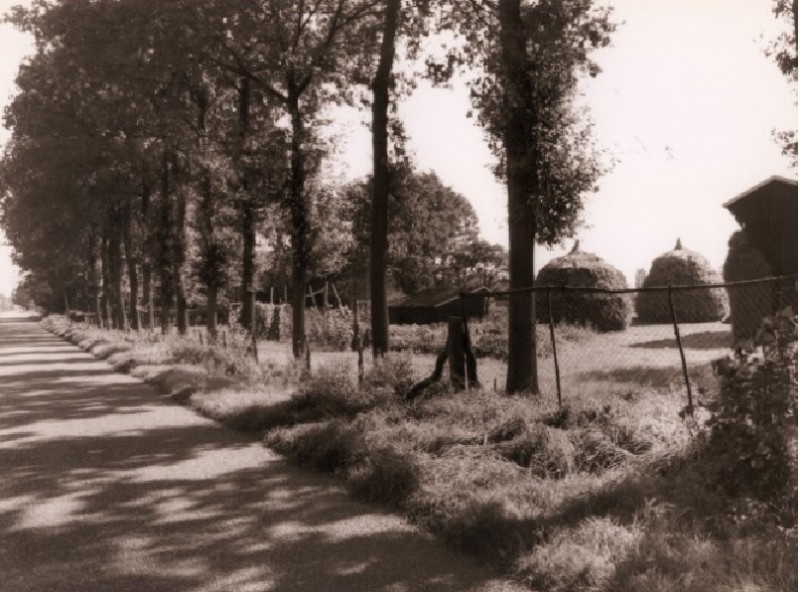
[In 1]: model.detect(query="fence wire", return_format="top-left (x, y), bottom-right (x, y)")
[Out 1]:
top-left (118, 276), bottom-right (795, 402)
top-left (460, 276), bottom-right (797, 408)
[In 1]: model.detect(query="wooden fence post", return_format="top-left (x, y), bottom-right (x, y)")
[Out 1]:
top-left (331, 282), bottom-right (344, 311)
top-left (447, 316), bottom-right (466, 389)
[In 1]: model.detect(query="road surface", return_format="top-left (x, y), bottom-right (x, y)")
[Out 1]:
top-left (0, 313), bottom-right (525, 592)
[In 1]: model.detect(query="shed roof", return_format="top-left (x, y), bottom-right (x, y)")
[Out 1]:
top-left (389, 286), bottom-right (488, 309)
top-left (723, 175), bottom-right (797, 211)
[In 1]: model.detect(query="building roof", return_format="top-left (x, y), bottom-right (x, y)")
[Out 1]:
top-left (723, 175), bottom-right (797, 210)
top-left (388, 286), bottom-right (488, 309)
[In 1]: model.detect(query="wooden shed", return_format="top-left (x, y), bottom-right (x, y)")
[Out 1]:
top-left (388, 286), bottom-right (490, 325)
top-left (723, 176), bottom-right (798, 276)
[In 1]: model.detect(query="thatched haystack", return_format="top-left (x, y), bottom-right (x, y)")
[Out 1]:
top-left (535, 242), bottom-right (631, 332)
top-left (723, 230), bottom-right (774, 340)
top-left (635, 239), bottom-right (728, 324)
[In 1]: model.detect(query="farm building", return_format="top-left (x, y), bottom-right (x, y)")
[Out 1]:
top-left (388, 286), bottom-right (489, 325)
top-left (723, 175), bottom-right (798, 276)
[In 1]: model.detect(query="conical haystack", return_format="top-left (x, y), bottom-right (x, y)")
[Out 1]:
top-left (635, 239), bottom-right (728, 323)
top-left (723, 230), bottom-right (775, 339)
top-left (535, 242), bottom-right (631, 332)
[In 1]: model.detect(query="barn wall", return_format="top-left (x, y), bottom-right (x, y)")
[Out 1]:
top-left (731, 186), bottom-right (798, 276)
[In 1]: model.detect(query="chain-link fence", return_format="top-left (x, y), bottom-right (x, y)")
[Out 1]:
top-left (459, 275), bottom-right (797, 408)
top-left (171, 276), bottom-right (795, 403)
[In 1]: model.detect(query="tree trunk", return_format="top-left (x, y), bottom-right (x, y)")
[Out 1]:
top-left (288, 86), bottom-right (308, 358)
top-left (173, 153), bottom-right (188, 336)
top-left (108, 206), bottom-right (127, 330)
top-left (195, 88), bottom-right (220, 341)
top-left (88, 234), bottom-right (102, 325)
top-left (207, 284), bottom-right (218, 339)
top-left (158, 149), bottom-right (174, 334)
top-left (142, 265), bottom-right (153, 328)
top-left (101, 232), bottom-right (112, 329)
top-left (369, 0), bottom-right (401, 358)
top-left (241, 200), bottom-right (257, 332)
top-left (238, 77), bottom-right (257, 335)
top-left (202, 172), bottom-right (219, 340)
top-left (140, 182), bottom-right (155, 330)
top-left (498, 0), bottom-right (538, 394)
top-left (123, 198), bottom-right (141, 331)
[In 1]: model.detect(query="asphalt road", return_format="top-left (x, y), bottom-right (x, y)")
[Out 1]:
top-left (0, 313), bottom-right (527, 592)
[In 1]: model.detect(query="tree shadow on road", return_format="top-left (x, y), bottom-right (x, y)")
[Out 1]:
top-left (0, 320), bottom-right (515, 592)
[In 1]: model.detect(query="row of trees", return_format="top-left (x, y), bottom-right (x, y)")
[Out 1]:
top-left (1, 0), bottom-right (614, 393)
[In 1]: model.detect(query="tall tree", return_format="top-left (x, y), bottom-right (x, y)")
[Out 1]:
top-left (431, 0), bottom-right (613, 392)
top-left (769, 0), bottom-right (798, 165)
top-left (212, 0), bottom-right (383, 357)
top-left (346, 167), bottom-right (482, 294)
top-left (497, 0), bottom-right (539, 393)
top-left (369, 0), bottom-right (402, 357)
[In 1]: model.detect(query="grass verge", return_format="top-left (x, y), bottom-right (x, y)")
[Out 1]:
top-left (40, 315), bottom-right (796, 591)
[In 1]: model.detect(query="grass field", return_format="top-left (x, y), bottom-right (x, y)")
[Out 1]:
top-left (248, 320), bottom-right (731, 403)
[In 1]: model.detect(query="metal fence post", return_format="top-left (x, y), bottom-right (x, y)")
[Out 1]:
top-left (668, 286), bottom-right (694, 416)
top-left (547, 287), bottom-right (563, 409)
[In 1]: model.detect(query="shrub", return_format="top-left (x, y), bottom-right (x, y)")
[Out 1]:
top-left (389, 324), bottom-right (447, 354)
top-left (308, 308), bottom-right (354, 351)
top-left (364, 353), bottom-right (415, 397)
top-left (492, 423), bottom-right (575, 478)
top-left (346, 446), bottom-right (420, 506)
top-left (255, 303), bottom-right (356, 351)
top-left (543, 405), bottom-right (653, 456)
top-left (535, 244), bottom-right (631, 332)
top-left (469, 307), bottom-right (554, 360)
top-left (291, 363), bottom-right (391, 417)
top-left (517, 516), bottom-right (639, 592)
top-left (265, 419), bottom-right (420, 505)
top-left (636, 239), bottom-right (728, 323)
top-left (408, 448), bottom-right (539, 566)
top-left (254, 303), bottom-right (293, 341)
top-left (571, 428), bottom-right (630, 474)
top-left (266, 420), bottom-right (365, 472)
top-left (168, 342), bottom-right (260, 379)
top-left (706, 309), bottom-right (797, 523)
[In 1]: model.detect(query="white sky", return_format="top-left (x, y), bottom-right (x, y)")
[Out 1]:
top-left (0, 0), bottom-right (797, 297)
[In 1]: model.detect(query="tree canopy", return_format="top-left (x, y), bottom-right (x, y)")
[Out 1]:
top-left (2, 0), bottom-right (615, 386)
top-left (344, 166), bottom-right (492, 293)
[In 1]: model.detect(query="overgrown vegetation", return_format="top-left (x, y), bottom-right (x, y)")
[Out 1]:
top-left (705, 308), bottom-right (797, 523)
